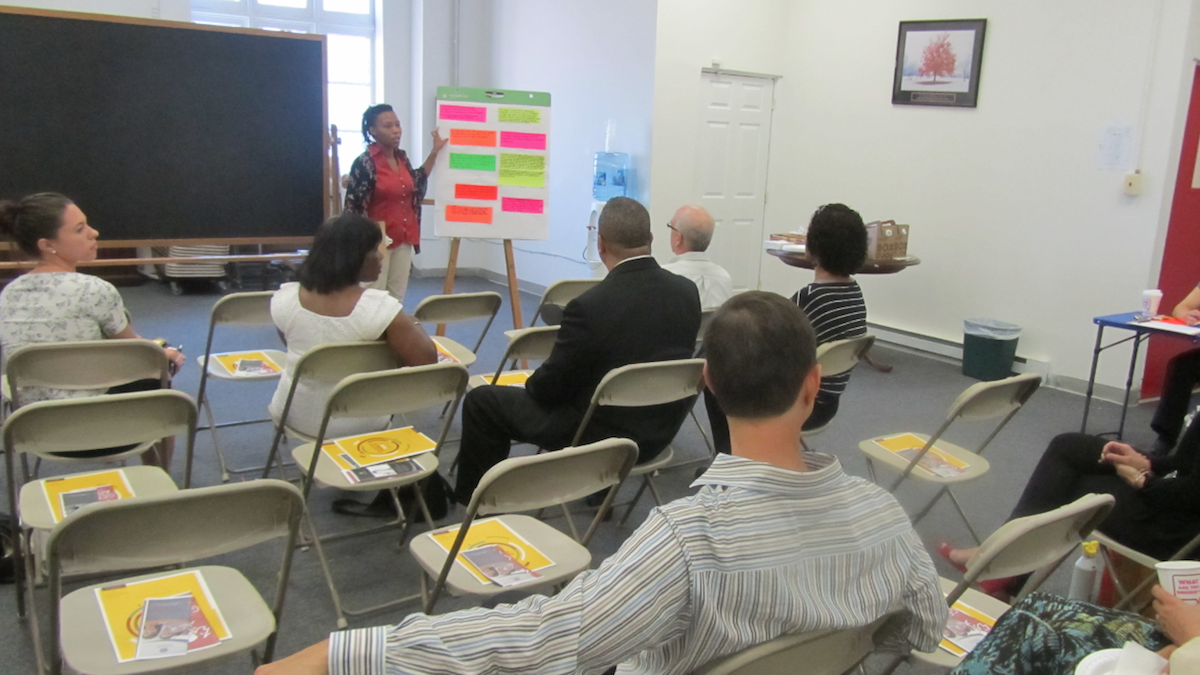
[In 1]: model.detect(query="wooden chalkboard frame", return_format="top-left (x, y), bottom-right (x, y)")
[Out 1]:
top-left (0, 6), bottom-right (330, 248)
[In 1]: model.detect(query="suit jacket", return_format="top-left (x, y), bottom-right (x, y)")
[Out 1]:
top-left (525, 257), bottom-right (702, 459)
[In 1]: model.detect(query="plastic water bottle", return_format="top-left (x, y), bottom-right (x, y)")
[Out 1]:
top-left (592, 152), bottom-right (629, 201)
top-left (1068, 540), bottom-right (1101, 602)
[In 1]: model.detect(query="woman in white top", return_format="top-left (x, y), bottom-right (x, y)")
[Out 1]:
top-left (269, 212), bottom-right (436, 438)
top-left (0, 192), bottom-right (186, 465)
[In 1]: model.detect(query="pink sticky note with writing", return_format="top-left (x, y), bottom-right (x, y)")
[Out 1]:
top-left (501, 198), bottom-right (544, 214)
top-left (439, 105), bottom-right (487, 123)
top-left (500, 131), bottom-right (547, 150)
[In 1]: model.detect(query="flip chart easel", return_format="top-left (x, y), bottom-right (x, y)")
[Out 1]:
top-left (438, 238), bottom-right (523, 336)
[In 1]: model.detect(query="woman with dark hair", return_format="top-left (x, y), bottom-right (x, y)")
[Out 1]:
top-left (0, 192), bottom-right (186, 465)
top-left (343, 103), bottom-right (447, 303)
top-left (268, 212), bottom-right (437, 439)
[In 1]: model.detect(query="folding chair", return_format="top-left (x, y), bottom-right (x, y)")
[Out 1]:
top-left (5, 339), bottom-right (170, 411)
top-left (291, 359), bottom-right (468, 626)
top-left (193, 291), bottom-right (287, 482)
top-left (466, 325), bottom-right (560, 391)
top-left (801, 335), bottom-right (877, 451)
top-left (884, 493), bottom-right (1114, 673)
top-left (44, 480), bottom-right (304, 675)
top-left (530, 278), bottom-right (601, 326)
top-left (413, 291), bottom-right (503, 355)
top-left (409, 437), bottom-right (638, 613)
top-left (1095, 530), bottom-right (1200, 611)
top-left (4, 390), bottom-right (197, 624)
top-left (858, 373), bottom-right (1042, 544)
top-left (569, 359), bottom-right (706, 525)
top-left (694, 611), bottom-right (903, 675)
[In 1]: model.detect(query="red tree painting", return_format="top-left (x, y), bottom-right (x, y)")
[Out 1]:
top-left (919, 33), bottom-right (957, 84)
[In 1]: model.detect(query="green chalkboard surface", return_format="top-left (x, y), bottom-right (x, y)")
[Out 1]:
top-left (0, 9), bottom-right (326, 242)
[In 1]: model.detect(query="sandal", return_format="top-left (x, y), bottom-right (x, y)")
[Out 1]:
top-left (936, 542), bottom-right (968, 573)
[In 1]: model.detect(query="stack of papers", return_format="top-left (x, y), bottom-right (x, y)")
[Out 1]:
top-left (939, 600), bottom-right (995, 657)
top-left (42, 470), bottom-right (135, 523)
top-left (431, 517), bottom-right (554, 587)
top-left (872, 433), bottom-right (969, 478)
top-left (96, 571), bottom-right (231, 662)
top-left (213, 351), bottom-right (281, 377)
top-left (321, 427), bottom-right (435, 483)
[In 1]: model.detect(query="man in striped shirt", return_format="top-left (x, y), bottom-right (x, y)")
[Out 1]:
top-left (257, 292), bottom-right (946, 675)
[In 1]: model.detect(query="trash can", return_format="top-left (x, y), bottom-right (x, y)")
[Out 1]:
top-left (963, 318), bottom-right (1021, 381)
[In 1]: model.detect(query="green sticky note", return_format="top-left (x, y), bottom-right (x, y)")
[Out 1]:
top-left (498, 108), bottom-right (541, 124)
top-left (498, 153), bottom-right (546, 188)
top-left (449, 153), bottom-right (497, 172)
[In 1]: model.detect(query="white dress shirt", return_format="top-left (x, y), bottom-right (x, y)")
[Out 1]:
top-left (662, 252), bottom-right (734, 309)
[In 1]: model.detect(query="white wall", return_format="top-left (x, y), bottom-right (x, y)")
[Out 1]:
top-left (410, 0), bottom-right (660, 291)
top-left (652, 0), bottom-right (1200, 390)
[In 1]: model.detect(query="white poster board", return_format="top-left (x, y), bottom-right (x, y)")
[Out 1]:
top-left (433, 87), bottom-right (551, 240)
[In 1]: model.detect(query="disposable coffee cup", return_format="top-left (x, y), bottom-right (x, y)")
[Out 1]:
top-left (1143, 289), bottom-right (1163, 316)
top-left (1156, 560), bottom-right (1200, 603)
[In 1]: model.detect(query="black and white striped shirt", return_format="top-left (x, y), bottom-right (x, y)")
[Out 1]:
top-left (792, 281), bottom-right (867, 397)
top-left (328, 453), bottom-right (946, 675)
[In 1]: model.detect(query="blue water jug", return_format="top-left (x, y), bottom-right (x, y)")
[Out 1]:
top-left (593, 152), bottom-right (629, 201)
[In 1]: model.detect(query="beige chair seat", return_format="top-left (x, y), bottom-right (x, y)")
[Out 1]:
top-left (291, 442), bottom-right (438, 492)
top-left (197, 349), bottom-right (288, 380)
top-left (410, 514), bottom-right (592, 599)
top-left (910, 577), bottom-right (1013, 669)
top-left (19, 466), bottom-right (178, 532)
top-left (467, 370), bottom-right (534, 390)
top-left (433, 335), bottom-right (477, 368)
top-left (60, 565), bottom-right (275, 675)
top-left (857, 433), bottom-right (991, 485)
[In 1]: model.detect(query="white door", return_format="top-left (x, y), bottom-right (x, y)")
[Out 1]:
top-left (696, 72), bottom-right (775, 292)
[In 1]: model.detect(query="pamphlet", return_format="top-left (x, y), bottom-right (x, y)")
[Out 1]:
top-left (487, 372), bottom-right (530, 387)
top-left (872, 433), bottom-right (969, 479)
top-left (459, 544), bottom-right (542, 587)
top-left (434, 340), bottom-right (460, 364)
top-left (212, 351), bottom-right (281, 377)
top-left (342, 458), bottom-right (423, 484)
top-left (96, 571), bottom-right (230, 663)
top-left (42, 470), bottom-right (134, 524)
top-left (430, 517), bottom-right (555, 585)
top-left (321, 426), bottom-right (436, 471)
top-left (939, 600), bottom-right (996, 657)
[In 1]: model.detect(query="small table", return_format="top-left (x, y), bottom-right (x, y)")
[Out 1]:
top-left (767, 249), bottom-right (921, 372)
top-left (1081, 312), bottom-right (1200, 439)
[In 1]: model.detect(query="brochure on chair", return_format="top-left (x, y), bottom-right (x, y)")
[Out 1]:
top-left (322, 426), bottom-right (437, 471)
top-left (871, 433), bottom-right (969, 478)
top-left (430, 517), bottom-right (555, 585)
top-left (939, 599), bottom-right (996, 657)
top-left (459, 545), bottom-right (543, 587)
top-left (487, 372), bottom-right (530, 387)
top-left (434, 340), bottom-right (460, 364)
top-left (213, 351), bottom-right (282, 377)
top-left (342, 458), bottom-right (423, 484)
top-left (95, 570), bottom-right (231, 663)
top-left (41, 469), bottom-right (135, 524)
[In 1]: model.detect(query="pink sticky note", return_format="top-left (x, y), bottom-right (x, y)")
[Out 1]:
top-left (502, 197), bottom-right (544, 214)
top-left (500, 131), bottom-right (547, 150)
top-left (439, 104), bottom-right (487, 123)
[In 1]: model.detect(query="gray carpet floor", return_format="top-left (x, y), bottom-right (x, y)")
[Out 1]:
top-left (0, 271), bottom-right (1162, 674)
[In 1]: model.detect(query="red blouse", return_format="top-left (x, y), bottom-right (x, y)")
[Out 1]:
top-left (366, 144), bottom-right (420, 249)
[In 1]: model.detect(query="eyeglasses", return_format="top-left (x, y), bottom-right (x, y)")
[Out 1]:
top-left (666, 222), bottom-right (678, 232)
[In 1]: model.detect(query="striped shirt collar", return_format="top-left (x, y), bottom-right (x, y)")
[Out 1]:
top-left (691, 452), bottom-right (844, 493)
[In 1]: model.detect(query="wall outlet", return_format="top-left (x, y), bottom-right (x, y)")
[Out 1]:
top-left (1124, 172), bottom-right (1143, 196)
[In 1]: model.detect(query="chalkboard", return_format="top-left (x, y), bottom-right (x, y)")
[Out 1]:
top-left (0, 9), bottom-right (326, 242)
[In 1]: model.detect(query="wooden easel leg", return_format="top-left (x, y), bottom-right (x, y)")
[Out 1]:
top-left (504, 240), bottom-right (524, 331)
top-left (437, 237), bottom-right (460, 337)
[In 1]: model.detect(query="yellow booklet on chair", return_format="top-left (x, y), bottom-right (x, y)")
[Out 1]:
top-left (487, 372), bottom-right (530, 387)
top-left (321, 426), bottom-right (436, 471)
top-left (212, 351), bottom-right (281, 377)
top-left (939, 599), bottom-right (996, 657)
top-left (41, 469), bottom-right (135, 524)
top-left (95, 570), bottom-right (231, 663)
top-left (430, 517), bottom-right (555, 585)
top-left (871, 433), bottom-right (969, 478)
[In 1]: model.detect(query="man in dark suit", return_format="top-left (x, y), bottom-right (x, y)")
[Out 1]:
top-left (453, 197), bottom-right (702, 505)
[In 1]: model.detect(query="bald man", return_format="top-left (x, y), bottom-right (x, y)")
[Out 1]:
top-left (662, 205), bottom-right (734, 310)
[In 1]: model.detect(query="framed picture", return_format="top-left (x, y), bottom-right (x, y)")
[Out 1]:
top-left (892, 19), bottom-right (987, 108)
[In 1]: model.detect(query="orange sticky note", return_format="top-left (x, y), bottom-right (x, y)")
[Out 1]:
top-left (446, 205), bottom-right (493, 224)
top-left (450, 128), bottom-right (497, 147)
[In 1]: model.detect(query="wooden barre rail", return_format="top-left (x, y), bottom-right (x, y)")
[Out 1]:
top-left (0, 252), bottom-right (308, 271)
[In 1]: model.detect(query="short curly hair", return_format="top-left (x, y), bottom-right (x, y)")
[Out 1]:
top-left (806, 203), bottom-right (867, 277)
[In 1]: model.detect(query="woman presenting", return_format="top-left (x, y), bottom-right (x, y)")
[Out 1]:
top-left (343, 103), bottom-right (448, 303)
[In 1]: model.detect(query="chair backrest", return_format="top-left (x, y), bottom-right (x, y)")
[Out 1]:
top-left (948, 373), bottom-right (1042, 423)
top-left (293, 341), bottom-right (399, 383)
top-left (323, 362), bottom-right (470, 422)
top-left (697, 307), bottom-right (717, 343)
top-left (815, 334), bottom-right (876, 378)
top-left (47, 478), bottom-right (302, 576)
top-left (413, 292), bottom-right (503, 353)
top-left (952, 493), bottom-right (1115, 605)
top-left (209, 291), bottom-right (275, 326)
top-left (571, 359), bottom-right (707, 447)
top-left (533, 278), bottom-right (601, 325)
top-left (469, 438), bottom-right (638, 516)
top-left (6, 340), bottom-right (169, 407)
top-left (492, 326), bottom-right (560, 380)
top-left (692, 611), bottom-right (901, 675)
